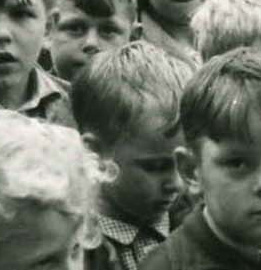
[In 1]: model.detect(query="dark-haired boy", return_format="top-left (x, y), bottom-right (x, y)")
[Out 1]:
top-left (139, 47), bottom-right (261, 270)
top-left (48, 0), bottom-right (137, 81)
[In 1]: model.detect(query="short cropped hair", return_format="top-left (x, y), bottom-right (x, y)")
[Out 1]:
top-left (191, 0), bottom-right (261, 61)
top-left (0, 110), bottom-right (101, 221)
top-left (56, 0), bottom-right (136, 22)
top-left (72, 40), bottom-right (194, 148)
top-left (181, 47), bottom-right (261, 150)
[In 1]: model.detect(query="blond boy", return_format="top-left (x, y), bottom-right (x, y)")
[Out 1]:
top-left (191, 0), bottom-right (261, 61)
top-left (0, 110), bottom-right (100, 270)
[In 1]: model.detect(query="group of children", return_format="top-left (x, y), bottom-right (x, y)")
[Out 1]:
top-left (1, 0), bottom-right (261, 270)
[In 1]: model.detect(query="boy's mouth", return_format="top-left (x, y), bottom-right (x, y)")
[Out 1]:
top-left (0, 52), bottom-right (17, 64)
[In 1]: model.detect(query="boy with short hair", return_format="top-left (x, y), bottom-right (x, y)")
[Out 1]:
top-left (191, 0), bottom-right (261, 61)
top-left (139, 47), bottom-right (261, 270)
top-left (0, 0), bottom-right (76, 127)
top-left (48, 0), bottom-right (137, 81)
top-left (71, 40), bottom-right (195, 270)
top-left (0, 109), bottom-right (101, 270)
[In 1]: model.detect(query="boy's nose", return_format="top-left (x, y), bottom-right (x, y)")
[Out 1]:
top-left (82, 29), bottom-right (100, 55)
top-left (162, 172), bottom-right (181, 194)
top-left (0, 16), bottom-right (12, 46)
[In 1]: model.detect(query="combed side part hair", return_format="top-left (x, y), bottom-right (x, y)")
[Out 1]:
top-left (72, 40), bottom-right (194, 147)
top-left (181, 47), bottom-right (261, 148)
top-left (191, 0), bottom-right (261, 61)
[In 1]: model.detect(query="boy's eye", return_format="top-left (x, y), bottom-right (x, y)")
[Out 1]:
top-left (9, 6), bottom-right (36, 19)
top-left (11, 8), bottom-right (35, 19)
top-left (218, 156), bottom-right (252, 174)
top-left (135, 158), bottom-right (174, 173)
top-left (59, 22), bottom-right (86, 36)
top-left (99, 25), bottom-right (122, 38)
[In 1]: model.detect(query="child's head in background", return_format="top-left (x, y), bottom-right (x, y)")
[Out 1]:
top-left (191, 0), bottom-right (261, 61)
top-left (48, 0), bottom-right (137, 81)
top-left (0, 110), bottom-right (101, 270)
top-left (176, 47), bottom-right (261, 249)
top-left (72, 40), bottom-right (194, 225)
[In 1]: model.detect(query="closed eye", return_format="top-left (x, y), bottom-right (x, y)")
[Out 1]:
top-left (135, 158), bottom-right (175, 173)
top-left (10, 6), bottom-right (36, 19)
top-left (217, 156), bottom-right (253, 175)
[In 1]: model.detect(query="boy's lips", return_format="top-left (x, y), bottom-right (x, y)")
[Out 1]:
top-left (0, 52), bottom-right (17, 64)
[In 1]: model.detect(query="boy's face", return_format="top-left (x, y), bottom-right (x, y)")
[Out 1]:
top-left (0, 205), bottom-right (84, 270)
top-left (0, 0), bottom-right (47, 91)
top-left (195, 110), bottom-right (261, 248)
top-left (50, 0), bottom-right (133, 81)
top-left (103, 116), bottom-right (184, 224)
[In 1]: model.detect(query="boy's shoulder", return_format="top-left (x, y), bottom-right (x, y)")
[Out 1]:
top-left (139, 208), bottom-right (203, 270)
top-left (139, 205), bottom-right (259, 270)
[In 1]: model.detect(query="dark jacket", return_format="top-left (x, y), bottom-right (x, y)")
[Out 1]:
top-left (139, 206), bottom-right (261, 270)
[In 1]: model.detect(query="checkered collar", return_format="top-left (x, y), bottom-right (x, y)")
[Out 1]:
top-left (96, 212), bottom-right (170, 245)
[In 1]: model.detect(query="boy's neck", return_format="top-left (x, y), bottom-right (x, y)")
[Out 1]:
top-left (0, 73), bottom-right (30, 110)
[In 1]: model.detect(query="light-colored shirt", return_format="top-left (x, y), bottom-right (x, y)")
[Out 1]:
top-left (15, 66), bottom-right (76, 128)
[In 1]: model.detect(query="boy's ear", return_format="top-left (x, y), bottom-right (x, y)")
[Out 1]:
top-left (99, 159), bottom-right (120, 183)
top-left (174, 146), bottom-right (202, 197)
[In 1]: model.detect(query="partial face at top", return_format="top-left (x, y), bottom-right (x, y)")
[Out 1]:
top-left (0, 205), bottom-right (84, 270)
top-left (189, 110), bottom-right (261, 248)
top-left (0, 0), bottom-right (47, 93)
top-left (101, 115), bottom-right (184, 224)
top-left (49, 0), bottom-right (134, 81)
top-left (149, 0), bottom-right (203, 25)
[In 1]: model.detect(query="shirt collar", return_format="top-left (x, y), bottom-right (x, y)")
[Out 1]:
top-left (204, 207), bottom-right (261, 263)
top-left (18, 66), bottom-right (64, 112)
top-left (96, 212), bottom-right (170, 245)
